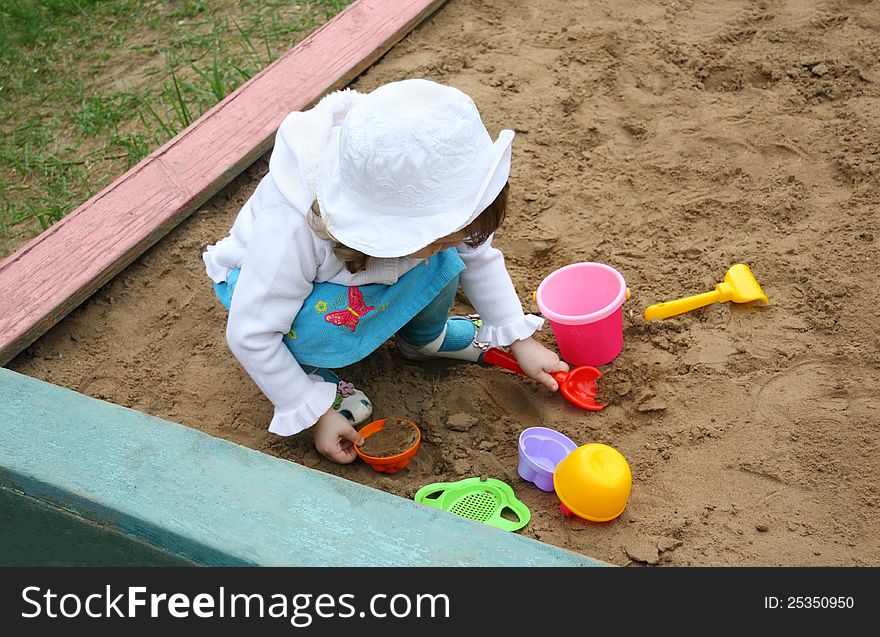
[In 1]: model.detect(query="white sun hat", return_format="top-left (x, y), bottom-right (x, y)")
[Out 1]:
top-left (316, 78), bottom-right (514, 258)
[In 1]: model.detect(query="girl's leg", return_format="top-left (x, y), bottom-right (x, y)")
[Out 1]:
top-left (397, 275), bottom-right (459, 346)
top-left (396, 275), bottom-right (487, 362)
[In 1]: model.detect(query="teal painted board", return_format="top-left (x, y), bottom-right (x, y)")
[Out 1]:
top-left (0, 486), bottom-right (193, 566)
top-left (0, 369), bottom-right (606, 567)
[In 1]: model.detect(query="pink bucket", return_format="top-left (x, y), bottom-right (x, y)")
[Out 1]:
top-left (536, 262), bottom-right (627, 367)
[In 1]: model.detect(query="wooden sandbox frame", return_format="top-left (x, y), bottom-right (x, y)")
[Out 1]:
top-left (0, 0), bottom-right (605, 567)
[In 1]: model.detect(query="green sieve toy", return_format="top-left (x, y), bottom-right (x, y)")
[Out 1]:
top-left (413, 477), bottom-right (531, 532)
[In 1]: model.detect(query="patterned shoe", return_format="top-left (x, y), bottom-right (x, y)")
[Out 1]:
top-left (305, 367), bottom-right (373, 426)
top-left (397, 315), bottom-right (489, 362)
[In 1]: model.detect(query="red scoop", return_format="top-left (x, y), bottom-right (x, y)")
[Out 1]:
top-left (483, 348), bottom-right (606, 411)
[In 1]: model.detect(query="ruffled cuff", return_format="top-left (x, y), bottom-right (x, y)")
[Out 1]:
top-left (267, 380), bottom-right (338, 436)
top-left (476, 313), bottom-right (545, 348)
top-left (203, 236), bottom-right (245, 284)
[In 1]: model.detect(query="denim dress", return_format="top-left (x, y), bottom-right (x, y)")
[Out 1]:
top-left (212, 248), bottom-right (465, 368)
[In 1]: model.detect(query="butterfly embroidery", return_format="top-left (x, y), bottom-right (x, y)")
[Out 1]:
top-left (324, 286), bottom-right (375, 332)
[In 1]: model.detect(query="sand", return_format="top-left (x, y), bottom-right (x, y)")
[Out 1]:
top-left (11, 0), bottom-right (880, 566)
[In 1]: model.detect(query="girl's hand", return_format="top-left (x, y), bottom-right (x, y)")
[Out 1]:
top-left (313, 409), bottom-right (365, 464)
top-left (508, 337), bottom-right (569, 391)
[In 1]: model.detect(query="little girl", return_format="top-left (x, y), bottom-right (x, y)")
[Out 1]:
top-left (204, 78), bottom-right (568, 464)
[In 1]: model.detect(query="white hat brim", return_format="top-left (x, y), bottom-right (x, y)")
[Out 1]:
top-left (318, 129), bottom-right (514, 258)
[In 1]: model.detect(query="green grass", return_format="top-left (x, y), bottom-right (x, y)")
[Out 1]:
top-left (0, 0), bottom-right (354, 257)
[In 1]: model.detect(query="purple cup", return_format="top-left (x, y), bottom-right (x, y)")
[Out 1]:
top-left (517, 427), bottom-right (578, 492)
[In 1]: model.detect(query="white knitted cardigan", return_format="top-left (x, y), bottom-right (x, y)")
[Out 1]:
top-left (203, 89), bottom-right (543, 436)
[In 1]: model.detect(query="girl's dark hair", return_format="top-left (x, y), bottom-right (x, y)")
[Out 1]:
top-left (308, 182), bottom-right (509, 274)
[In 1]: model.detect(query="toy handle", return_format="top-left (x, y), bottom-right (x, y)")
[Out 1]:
top-left (483, 348), bottom-right (525, 375)
top-left (414, 484), bottom-right (449, 503)
top-left (644, 289), bottom-right (721, 322)
top-left (489, 505), bottom-right (529, 532)
top-left (484, 348), bottom-right (568, 384)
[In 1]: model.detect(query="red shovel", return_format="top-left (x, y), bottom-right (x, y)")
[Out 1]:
top-left (483, 348), bottom-right (606, 411)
